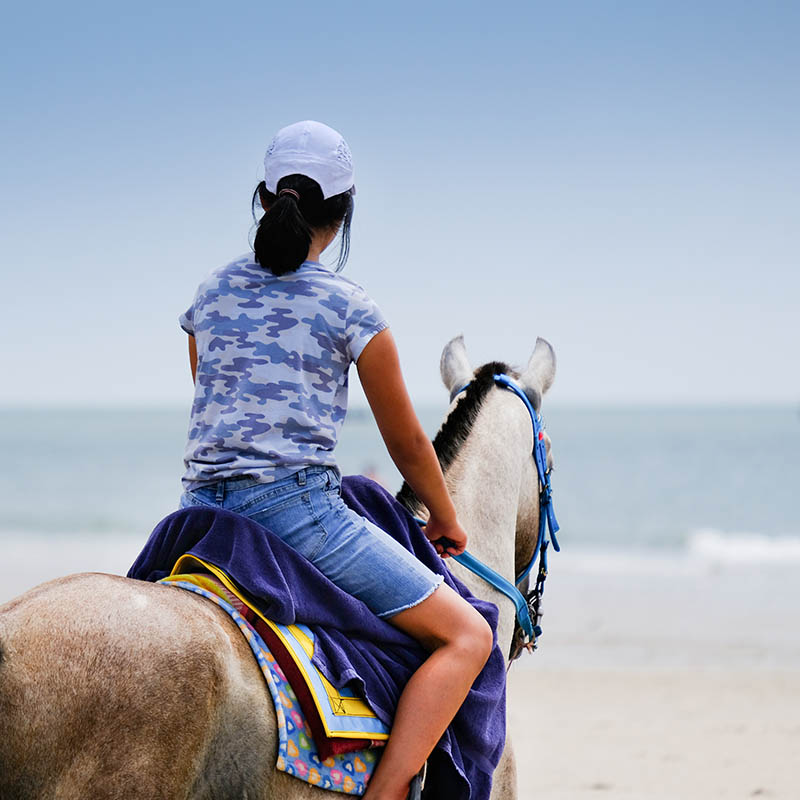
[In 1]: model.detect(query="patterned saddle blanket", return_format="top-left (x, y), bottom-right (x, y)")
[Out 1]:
top-left (160, 554), bottom-right (388, 795)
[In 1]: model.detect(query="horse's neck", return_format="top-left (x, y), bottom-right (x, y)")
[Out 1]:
top-left (444, 391), bottom-right (537, 655)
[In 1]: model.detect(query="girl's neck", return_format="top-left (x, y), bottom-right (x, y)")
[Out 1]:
top-left (306, 244), bottom-right (324, 262)
top-left (307, 226), bottom-right (338, 263)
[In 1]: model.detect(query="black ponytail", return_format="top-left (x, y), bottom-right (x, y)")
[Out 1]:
top-left (251, 174), bottom-right (354, 276)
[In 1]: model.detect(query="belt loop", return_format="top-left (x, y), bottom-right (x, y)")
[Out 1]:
top-left (297, 469), bottom-right (306, 487)
top-left (215, 481), bottom-right (225, 502)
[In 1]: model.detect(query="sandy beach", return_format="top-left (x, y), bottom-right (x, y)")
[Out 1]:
top-left (504, 559), bottom-right (800, 800)
top-left (507, 668), bottom-right (800, 799)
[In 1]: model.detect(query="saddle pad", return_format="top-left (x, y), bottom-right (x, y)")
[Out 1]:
top-left (163, 557), bottom-right (390, 751)
top-left (161, 578), bottom-right (380, 794)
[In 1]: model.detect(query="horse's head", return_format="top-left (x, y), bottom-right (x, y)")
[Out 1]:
top-left (438, 334), bottom-right (557, 581)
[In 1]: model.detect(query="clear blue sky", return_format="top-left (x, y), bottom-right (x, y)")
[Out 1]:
top-left (2, 1), bottom-right (797, 406)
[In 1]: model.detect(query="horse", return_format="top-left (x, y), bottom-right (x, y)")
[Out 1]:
top-left (0, 335), bottom-right (556, 800)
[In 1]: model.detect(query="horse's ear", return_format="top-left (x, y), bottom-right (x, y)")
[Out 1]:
top-left (521, 337), bottom-right (556, 397)
top-left (440, 335), bottom-right (473, 396)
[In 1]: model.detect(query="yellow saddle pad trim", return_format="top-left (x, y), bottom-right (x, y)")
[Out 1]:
top-left (165, 554), bottom-right (388, 740)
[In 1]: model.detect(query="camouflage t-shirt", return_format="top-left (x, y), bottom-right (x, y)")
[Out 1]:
top-left (179, 254), bottom-right (388, 489)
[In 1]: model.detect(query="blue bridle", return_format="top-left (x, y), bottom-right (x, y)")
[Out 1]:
top-left (422, 373), bottom-right (560, 650)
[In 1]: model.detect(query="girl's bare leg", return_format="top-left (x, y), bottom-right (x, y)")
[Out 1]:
top-left (362, 583), bottom-right (493, 800)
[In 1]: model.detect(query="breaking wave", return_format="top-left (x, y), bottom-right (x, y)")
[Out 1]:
top-left (545, 528), bottom-right (800, 576)
top-left (687, 528), bottom-right (800, 565)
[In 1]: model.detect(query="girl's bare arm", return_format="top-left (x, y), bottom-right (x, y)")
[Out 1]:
top-left (356, 329), bottom-right (466, 556)
top-left (188, 335), bottom-right (197, 383)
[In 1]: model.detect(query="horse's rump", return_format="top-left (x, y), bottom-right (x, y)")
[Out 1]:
top-left (0, 573), bottom-right (276, 800)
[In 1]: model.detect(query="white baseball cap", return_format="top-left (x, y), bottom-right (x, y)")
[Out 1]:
top-left (263, 120), bottom-right (355, 199)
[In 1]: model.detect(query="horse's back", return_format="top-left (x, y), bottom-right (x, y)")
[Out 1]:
top-left (0, 572), bottom-right (277, 800)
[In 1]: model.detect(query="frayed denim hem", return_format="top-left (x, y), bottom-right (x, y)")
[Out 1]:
top-left (378, 573), bottom-right (445, 619)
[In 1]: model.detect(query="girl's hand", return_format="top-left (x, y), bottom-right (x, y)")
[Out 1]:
top-left (423, 515), bottom-right (468, 559)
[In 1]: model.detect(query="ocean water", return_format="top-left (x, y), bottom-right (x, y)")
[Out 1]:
top-left (1, 404), bottom-right (797, 552)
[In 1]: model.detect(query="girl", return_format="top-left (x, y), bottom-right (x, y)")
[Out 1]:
top-left (178, 121), bottom-right (492, 800)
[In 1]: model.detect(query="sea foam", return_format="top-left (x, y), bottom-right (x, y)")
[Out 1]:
top-left (688, 528), bottom-right (800, 565)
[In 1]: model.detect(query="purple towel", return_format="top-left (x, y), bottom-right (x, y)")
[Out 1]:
top-left (128, 475), bottom-right (507, 799)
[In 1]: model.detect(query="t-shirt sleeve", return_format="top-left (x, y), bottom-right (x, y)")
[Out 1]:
top-left (345, 285), bottom-right (389, 363)
top-left (179, 291), bottom-right (197, 335)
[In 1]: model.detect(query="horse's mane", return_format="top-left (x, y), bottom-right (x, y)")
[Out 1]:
top-left (396, 361), bottom-right (515, 513)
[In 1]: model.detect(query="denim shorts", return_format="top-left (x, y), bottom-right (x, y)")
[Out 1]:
top-left (179, 466), bottom-right (443, 619)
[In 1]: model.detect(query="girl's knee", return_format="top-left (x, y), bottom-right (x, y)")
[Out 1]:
top-left (387, 583), bottom-right (493, 663)
top-left (459, 611), bottom-right (493, 666)
top-left (443, 602), bottom-right (493, 668)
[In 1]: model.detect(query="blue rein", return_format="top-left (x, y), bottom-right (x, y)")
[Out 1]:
top-left (424, 373), bottom-right (560, 647)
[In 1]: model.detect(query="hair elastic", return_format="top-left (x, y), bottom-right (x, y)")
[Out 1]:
top-left (278, 188), bottom-right (300, 201)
